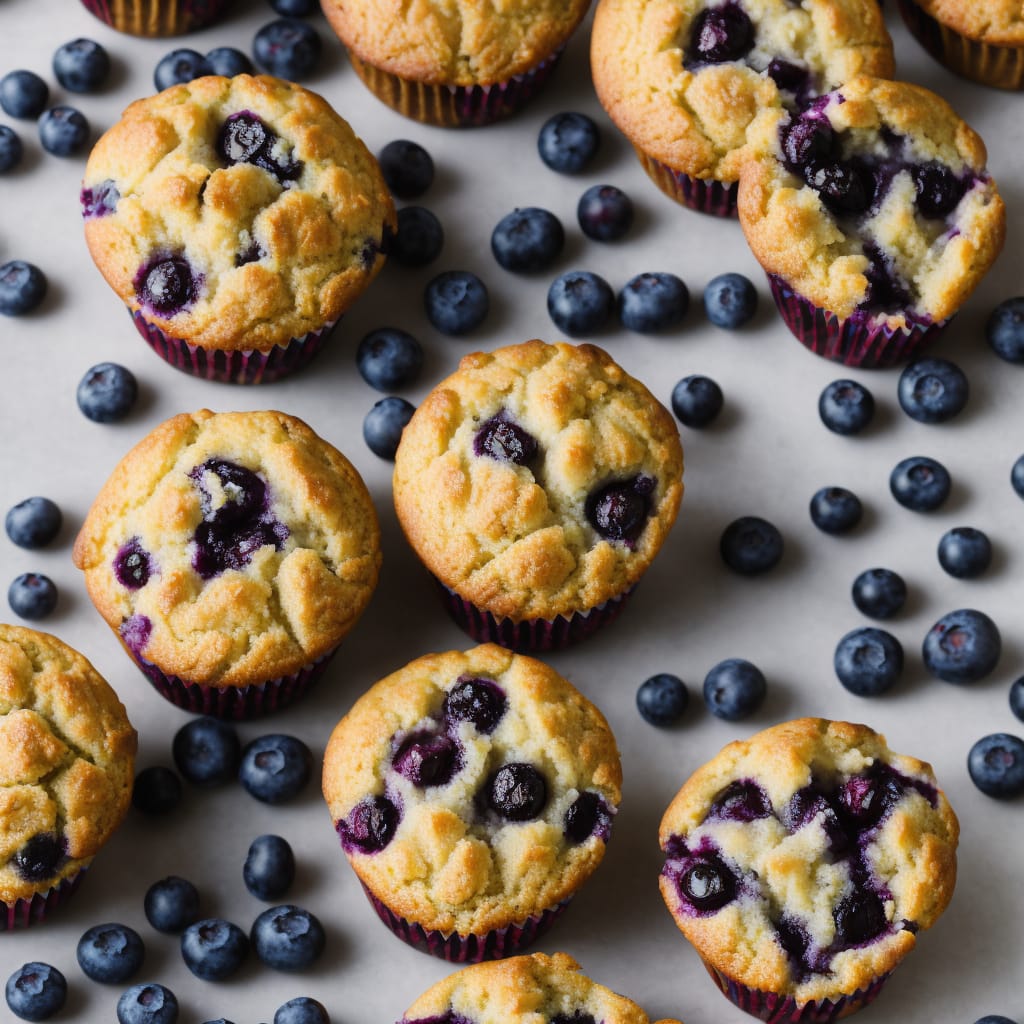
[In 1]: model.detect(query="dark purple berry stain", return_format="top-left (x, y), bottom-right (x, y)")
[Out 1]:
top-left (551, 1015), bottom-right (598, 1024)
top-left (586, 475), bottom-right (655, 545)
top-left (113, 537), bottom-right (154, 590)
top-left (782, 787), bottom-right (850, 859)
top-left (216, 110), bottom-right (301, 184)
top-left (678, 852), bottom-right (738, 914)
top-left (706, 779), bottom-right (772, 822)
top-left (472, 414), bottom-right (539, 466)
top-left (235, 239), bottom-right (265, 267)
top-left (80, 178), bottom-right (120, 218)
top-left (862, 243), bottom-right (911, 312)
top-left (833, 887), bottom-right (887, 946)
top-left (913, 163), bottom-right (969, 218)
top-left (443, 676), bottom-right (507, 734)
top-left (13, 833), bottom-right (66, 882)
top-left (564, 791), bottom-right (613, 843)
top-left (767, 58), bottom-right (812, 100)
top-left (487, 763), bottom-right (547, 821)
top-left (836, 767), bottom-right (905, 832)
top-left (135, 254), bottom-right (199, 316)
top-left (338, 795), bottom-right (400, 854)
top-left (119, 614), bottom-right (152, 657)
top-left (391, 731), bottom-right (460, 788)
top-left (686, 2), bottom-right (755, 66)
top-left (403, 1016), bottom-right (474, 1024)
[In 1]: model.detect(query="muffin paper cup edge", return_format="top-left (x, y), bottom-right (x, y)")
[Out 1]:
top-left (1, 870), bottom-right (86, 931)
top-left (634, 150), bottom-right (739, 217)
top-left (79, 0), bottom-right (230, 36)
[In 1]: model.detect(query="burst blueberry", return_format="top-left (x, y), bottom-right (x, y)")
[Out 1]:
top-left (443, 676), bottom-right (507, 734)
top-left (806, 160), bottom-right (871, 215)
top-left (0, 126), bottom-right (22, 173)
top-left (703, 658), bottom-right (767, 720)
top-left (392, 731), bottom-right (459, 787)
top-left (217, 112), bottom-right (300, 183)
top-left (809, 486), bottom-right (862, 535)
top-left (132, 765), bottom-right (182, 816)
top-left (937, 526), bottom-right (992, 579)
top-left (834, 627), bottom-right (903, 696)
top-left (251, 905), bottom-right (326, 971)
top-left (244, 834), bottom-right (296, 901)
top-left (967, 734), bottom-right (1024, 799)
top-left (688, 2), bottom-right (755, 63)
top-left (618, 272), bottom-right (689, 332)
top-left (889, 455), bottom-right (950, 512)
top-left (424, 270), bottom-right (488, 335)
top-left (153, 49), bottom-right (211, 90)
top-left (636, 673), bottom-right (688, 726)
top-left (923, 608), bottom-right (1001, 684)
top-left (12, 833), bottom-right (64, 883)
top-left (205, 47), bottom-right (254, 77)
top-left (275, 997), bottom-right (330, 1024)
top-left (136, 255), bottom-right (197, 314)
top-left (53, 38), bottom-right (110, 93)
top-left (818, 379), bottom-right (874, 435)
top-left (833, 888), bottom-right (886, 945)
top-left (577, 184), bottom-right (633, 241)
top-left (378, 139), bottom-right (434, 198)
top-left (0, 260), bottom-right (47, 316)
top-left (703, 272), bottom-right (757, 328)
top-left (913, 162), bottom-right (966, 218)
top-left (720, 515), bottom-right (783, 574)
top-left (678, 853), bottom-right (736, 912)
top-left (181, 918), bottom-right (249, 980)
top-left (363, 396), bottom-right (415, 460)
top-left (116, 983), bottom-right (178, 1024)
top-left (586, 476), bottom-right (652, 543)
top-left (473, 415), bottom-right (538, 465)
top-left (5, 497), bottom-right (62, 549)
top-left (708, 780), bottom-right (772, 821)
top-left (491, 207), bottom-right (565, 273)
top-left (781, 116), bottom-right (835, 171)
top-left (987, 297), bottom-right (1024, 364)
top-left (144, 876), bottom-right (200, 933)
top-left (547, 270), bottom-right (614, 336)
top-left (5, 962), bottom-right (67, 1022)
top-left (897, 357), bottom-right (968, 423)
top-left (487, 763), bottom-right (547, 821)
top-left (172, 717), bottom-right (241, 786)
top-left (564, 791), bottom-right (612, 843)
top-left (851, 568), bottom-right (906, 620)
top-left (537, 111), bottom-right (600, 174)
top-left (77, 923), bottom-right (146, 984)
top-left (1, 70), bottom-right (49, 119)
top-left (8, 573), bottom-right (58, 620)
top-left (339, 795), bottom-right (400, 853)
top-left (253, 19), bottom-right (322, 79)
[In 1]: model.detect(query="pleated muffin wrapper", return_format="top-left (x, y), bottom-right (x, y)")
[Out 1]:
top-left (1, 868), bottom-right (88, 932)
top-left (897, 0), bottom-right (1024, 90)
top-left (634, 149), bottom-right (739, 218)
top-left (131, 309), bottom-right (340, 385)
top-left (79, 0), bottom-right (230, 36)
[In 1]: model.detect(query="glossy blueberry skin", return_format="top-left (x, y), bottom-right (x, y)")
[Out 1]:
top-left (547, 270), bottom-right (615, 336)
top-left (239, 734), bottom-right (313, 804)
top-left (577, 184), bottom-right (633, 241)
top-left (809, 486), bottom-right (862, 535)
top-left (251, 905), bottom-right (326, 971)
top-left (1012, 455), bottom-right (1024, 499)
top-left (132, 765), bottom-right (183, 816)
top-left (275, 997), bottom-right (330, 1024)
top-left (5, 962), bottom-right (67, 1022)
top-left (244, 834), bottom-right (296, 901)
top-left (618, 272), bottom-right (689, 332)
top-left (703, 658), bottom-right (767, 720)
top-left (153, 49), bottom-right (211, 91)
top-left (986, 297), bottom-right (1024, 364)
top-left (363, 397), bottom-right (415, 460)
top-left (967, 734), bottom-right (1024, 798)
top-left (889, 456), bottom-right (950, 512)
top-left (53, 38), bottom-right (110, 93)
top-left (12, 833), bottom-right (64, 883)
top-left (38, 105), bottom-right (90, 156)
top-left (1011, 677), bottom-right (1024, 723)
top-left (5, 497), bottom-right (62, 549)
top-left (719, 516), bottom-right (783, 574)
top-left (818, 379), bottom-right (874, 435)
top-left (671, 375), bottom-right (723, 428)
top-left (1, 70), bottom-right (49, 119)
top-left (269, 0), bottom-right (318, 14)
top-left (689, 2), bottom-right (755, 63)
top-left (637, 673), bottom-right (688, 726)
top-left (378, 139), bottom-right (434, 198)
top-left (8, 573), bottom-right (58, 620)
top-left (851, 568), bottom-right (906, 620)
top-left (77, 923), bottom-right (145, 984)
top-left (116, 983), bottom-right (179, 1024)
top-left (181, 918), bottom-right (249, 980)
top-left (172, 717), bottom-right (241, 787)
top-left (444, 677), bottom-right (507, 734)
top-left (205, 47), bottom-right (254, 77)
top-left (834, 627), bottom-right (903, 696)
top-left (491, 207), bottom-right (565, 273)
top-left (923, 608), bottom-right (1001, 684)
top-left (145, 876), bottom-right (200, 933)
top-left (538, 111), bottom-right (600, 174)
top-left (703, 273), bottom-right (758, 328)
top-left (487, 763), bottom-right (547, 820)
top-left (0, 261), bottom-right (47, 316)
top-left (0, 126), bottom-right (23, 173)
top-left (338, 795), bottom-right (400, 853)
top-left (391, 206), bottom-right (444, 267)
top-left (253, 19), bottom-right (322, 79)
top-left (356, 327), bottom-right (423, 391)
top-left (77, 362), bottom-right (138, 423)
top-left (424, 270), bottom-right (489, 334)
top-left (937, 526), bottom-right (992, 579)
top-left (897, 358), bottom-right (968, 423)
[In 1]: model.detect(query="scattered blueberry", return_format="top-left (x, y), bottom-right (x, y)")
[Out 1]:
top-left (269, 0), bottom-right (318, 14)
top-left (172, 717), bottom-right (241, 787)
top-left (889, 455), bottom-right (951, 512)
top-left (1012, 455), bottom-right (1024, 499)
top-left (538, 111), bottom-right (600, 174)
top-left (818, 379), bottom-right (874, 435)
top-left (205, 47), bottom-right (254, 77)
top-left (671, 375), bottom-right (723, 428)
top-left (132, 765), bottom-right (183, 816)
top-left (636, 673), bottom-right (688, 726)
top-left (703, 272), bottom-right (758, 328)
top-left (0, 70), bottom-right (49, 119)
top-left (239, 734), bottom-right (313, 804)
top-left (937, 526), bottom-right (992, 579)
top-left (719, 515), bottom-right (783, 574)
top-left (77, 923), bottom-right (145, 984)
top-left (834, 627), bottom-right (903, 696)
top-left (424, 270), bottom-right (488, 334)
top-left (0, 126), bottom-right (23, 174)
top-left (618, 272), bottom-right (689, 332)
top-left (1011, 677), bottom-right (1024, 723)
top-left (5, 962), bottom-right (67, 1022)
top-left (390, 206), bottom-right (444, 267)
top-left (356, 327), bottom-right (423, 391)
top-left (897, 358), bottom-right (969, 423)
top-left (116, 983), bottom-right (178, 1024)
top-left (986, 297), bottom-right (1024, 364)
top-left (76, 362), bottom-right (138, 423)
top-left (274, 997), bottom-right (330, 1024)
top-left (851, 568), bottom-right (906, 620)
top-left (487, 763), bottom-right (547, 820)
top-left (38, 104), bottom-right (90, 155)
top-left (251, 905), bottom-right (326, 971)
top-left (153, 48), bottom-right (212, 91)
top-left (363, 397), bottom-right (415, 460)
top-left (144, 876), bottom-right (200, 934)
top-left (244, 834), bottom-right (296, 901)
top-left (577, 184), bottom-right (633, 241)
top-left (491, 207), bottom-right (564, 273)
top-left (53, 38), bottom-right (110, 93)
top-left (547, 270), bottom-right (614, 336)
top-left (8, 573), bottom-right (58, 620)
top-left (181, 918), bottom-right (249, 980)
top-left (5, 497), bottom-right (62, 549)
top-left (0, 261), bottom-right (47, 316)
top-left (703, 658), bottom-right (767, 720)
top-left (378, 139), bottom-right (434, 198)
top-left (922, 608), bottom-right (1001, 684)
top-left (809, 486), bottom-right (862, 535)
top-left (253, 19), bottom-right (321, 79)
top-left (967, 734), bottom-right (1024, 799)
top-left (972, 1017), bottom-right (1019, 1024)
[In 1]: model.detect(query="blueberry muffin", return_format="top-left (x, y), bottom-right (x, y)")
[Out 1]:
top-left (0, 625), bottom-right (137, 929)
top-left (591, 0), bottom-right (894, 215)
top-left (322, 645), bottom-right (622, 961)
top-left (81, 74), bottom-right (395, 383)
top-left (397, 952), bottom-right (682, 1024)
top-left (739, 75), bottom-right (1005, 367)
top-left (392, 341), bottom-right (684, 652)
top-left (72, 409), bottom-right (381, 719)
top-left (320, 0), bottom-right (592, 127)
top-left (659, 718), bottom-right (959, 1022)
top-left (78, 0), bottom-right (230, 36)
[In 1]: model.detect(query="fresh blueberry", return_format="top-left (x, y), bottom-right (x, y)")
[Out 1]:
top-left (53, 38), bottom-right (111, 93)
top-left (809, 486), bottom-right (862, 535)
top-left (153, 48), bottom-right (212, 91)
top-left (0, 70), bottom-right (49, 119)
top-left (0, 126), bottom-right (23, 173)
top-left (618, 272), bottom-right (689, 332)
top-left (491, 207), bottom-right (564, 273)
top-left (424, 270), bottom-right (488, 334)
top-left (378, 139), bottom-right (434, 198)
top-left (181, 918), bottom-right (249, 980)
top-left (76, 362), bottom-right (138, 423)
top-left (38, 105), bottom-right (90, 156)
top-left (688, 2), bottom-right (755, 63)
top-left (5, 962), bottom-right (67, 1021)
top-left (851, 568), bottom-right (906, 620)
top-left (577, 184), bottom-right (633, 241)
top-left (274, 997), bottom-right (330, 1024)
top-left (77, 923), bottom-right (145, 984)
top-left (671, 375), bottom-right (723, 428)
top-left (443, 677), bottom-right (507, 734)
top-left (818, 379), bottom-right (874, 435)
top-left (709, 780), bottom-right (772, 822)
top-left (239, 734), bottom-right (313, 804)
top-left (719, 516), bottom-right (783, 574)
top-left (487, 763), bottom-right (547, 820)
top-left (132, 765), bottom-right (183, 815)
top-left (253, 19), bottom-right (321, 79)
top-left (1011, 677), bottom-right (1024, 723)
top-left (390, 206), bottom-right (444, 267)
top-left (937, 526), bottom-right (992, 579)
top-left (363, 396), bottom-right (415, 460)
top-left (205, 47), bottom-right (254, 77)
top-left (922, 608), bottom-right (1001, 684)
top-left (967, 734), bottom-right (1024, 799)
top-left (8, 573), bottom-right (58, 620)
top-left (244, 834), bottom-right (296, 901)
top-left (889, 455), bottom-right (950, 512)
top-left (636, 673), bottom-right (688, 726)
top-left (251, 905), bottom-right (326, 971)
top-left (537, 111), bottom-right (600, 174)
top-left (547, 270), bottom-right (614, 336)
top-left (5, 497), bottom-right (62, 549)
top-left (834, 627), bottom-right (903, 696)
top-left (116, 983), bottom-right (178, 1024)
top-left (0, 261), bottom-right (47, 316)
top-left (703, 272), bottom-right (758, 328)
top-left (144, 876), bottom-right (200, 933)
top-left (703, 658), bottom-right (767, 720)
top-left (269, 0), bottom-right (318, 14)
top-left (897, 358), bottom-right (969, 423)
top-left (356, 327), bottom-right (423, 391)
top-left (1012, 455), bottom-right (1024, 499)
top-left (986, 297), bottom-right (1024, 364)
top-left (172, 717), bottom-right (241, 786)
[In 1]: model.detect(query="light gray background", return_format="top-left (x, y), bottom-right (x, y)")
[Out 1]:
top-left (1, 2), bottom-right (1021, 1022)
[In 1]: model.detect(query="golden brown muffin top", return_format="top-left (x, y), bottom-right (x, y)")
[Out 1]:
top-left (73, 410), bottom-right (381, 689)
top-left (659, 718), bottom-right (959, 1005)
top-left (82, 74), bottom-right (394, 353)
top-left (0, 625), bottom-right (137, 903)
top-left (914, 0), bottom-right (1024, 46)
top-left (323, 645), bottom-right (622, 936)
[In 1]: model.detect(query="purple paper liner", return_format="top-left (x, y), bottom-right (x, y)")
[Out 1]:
top-left (634, 150), bottom-right (739, 217)
top-left (702, 961), bottom-right (892, 1023)
top-left (360, 882), bottom-right (572, 962)
top-left (897, 0), bottom-right (1024, 90)
top-left (435, 578), bottom-right (636, 653)
top-left (767, 274), bottom-right (949, 368)
top-left (79, 0), bottom-right (230, 36)
top-left (1, 870), bottom-right (86, 931)
top-left (130, 310), bottom-right (339, 384)
top-left (347, 49), bottom-right (564, 128)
